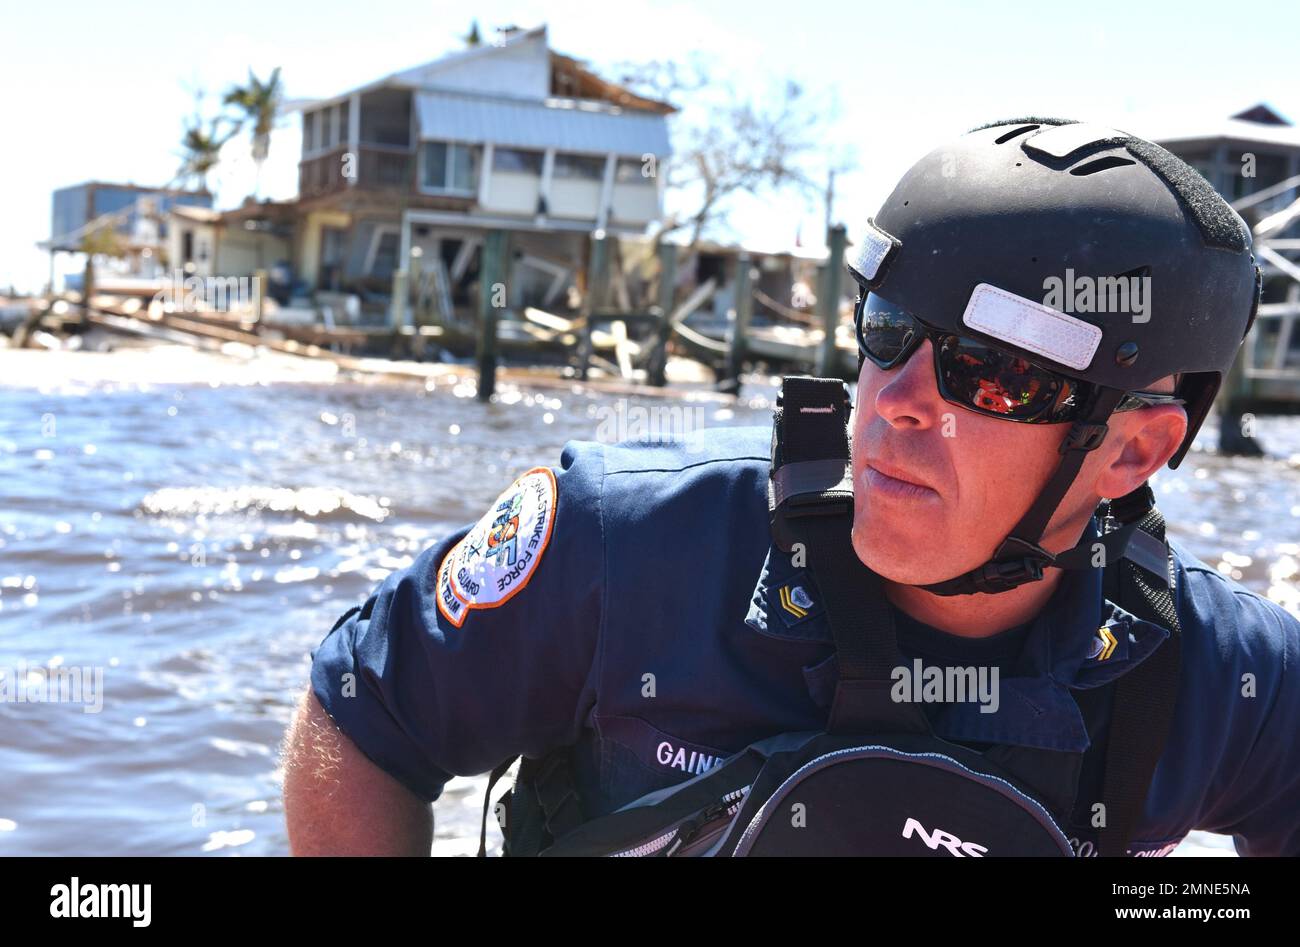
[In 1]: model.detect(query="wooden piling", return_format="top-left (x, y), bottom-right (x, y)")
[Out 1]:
top-left (646, 241), bottom-right (677, 387)
top-left (80, 256), bottom-right (95, 323)
top-left (390, 269), bottom-right (408, 331)
top-left (409, 249), bottom-right (425, 326)
top-left (476, 229), bottom-right (507, 401)
top-left (816, 225), bottom-right (847, 378)
top-left (724, 253), bottom-right (754, 390)
top-left (408, 249), bottom-right (428, 359)
top-left (253, 268), bottom-right (267, 327)
top-left (1216, 327), bottom-right (1265, 456)
top-left (577, 231), bottom-right (609, 380)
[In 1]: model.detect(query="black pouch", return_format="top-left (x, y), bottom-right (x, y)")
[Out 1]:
top-left (723, 732), bottom-right (1073, 856)
top-left (541, 730), bottom-right (1073, 857)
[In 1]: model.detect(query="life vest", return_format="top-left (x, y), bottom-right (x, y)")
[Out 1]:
top-left (480, 377), bottom-right (1183, 857)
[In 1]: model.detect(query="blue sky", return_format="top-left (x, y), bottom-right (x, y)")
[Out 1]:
top-left (3, 0), bottom-right (1299, 292)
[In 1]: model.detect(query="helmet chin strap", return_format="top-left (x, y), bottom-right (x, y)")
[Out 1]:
top-left (917, 387), bottom-right (1139, 597)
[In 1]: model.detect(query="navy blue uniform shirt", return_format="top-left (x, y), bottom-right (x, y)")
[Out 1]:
top-left (311, 426), bottom-right (1300, 856)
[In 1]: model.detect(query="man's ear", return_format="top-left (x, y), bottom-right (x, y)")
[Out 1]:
top-left (1095, 405), bottom-right (1188, 499)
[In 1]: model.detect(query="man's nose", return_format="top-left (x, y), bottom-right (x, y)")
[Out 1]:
top-left (870, 338), bottom-right (945, 430)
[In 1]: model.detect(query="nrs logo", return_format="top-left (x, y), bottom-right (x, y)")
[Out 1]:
top-left (901, 817), bottom-right (988, 857)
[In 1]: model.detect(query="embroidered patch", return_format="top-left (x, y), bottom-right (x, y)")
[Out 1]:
top-left (594, 715), bottom-right (729, 778)
top-left (779, 583), bottom-right (814, 618)
top-left (435, 467), bottom-right (557, 628)
top-left (1088, 626), bottom-right (1119, 662)
top-left (770, 575), bottom-right (825, 630)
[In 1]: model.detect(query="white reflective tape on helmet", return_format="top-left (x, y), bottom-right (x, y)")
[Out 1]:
top-left (961, 283), bottom-right (1102, 371)
top-left (850, 220), bottom-right (896, 282)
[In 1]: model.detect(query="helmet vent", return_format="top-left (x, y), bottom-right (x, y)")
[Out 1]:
top-left (995, 124), bottom-right (1040, 144)
top-left (1070, 155), bottom-right (1137, 176)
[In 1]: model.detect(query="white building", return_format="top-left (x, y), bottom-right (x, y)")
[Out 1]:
top-left (291, 24), bottom-right (675, 317)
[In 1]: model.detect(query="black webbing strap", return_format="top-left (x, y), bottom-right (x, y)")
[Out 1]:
top-left (1092, 501), bottom-right (1183, 857)
top-left (920, 387), bottom-right (1127, 597)
top-left (771, 376), bottom-right (929, 735)
top-left (476, 750), bottom-right (585, 857)
top-left (478, 756), bottom-right (518, 857)
top-left (1006, 387), bottom-right (1127, 543)
top-left (532, 750), bottom-right (585, 840)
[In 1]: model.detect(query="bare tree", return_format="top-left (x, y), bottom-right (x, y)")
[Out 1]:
top-left (615, 59), bottom-right (852, 253)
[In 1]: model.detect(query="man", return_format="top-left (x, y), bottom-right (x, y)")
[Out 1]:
top-left (283, 118), bottom-right (1300, 856)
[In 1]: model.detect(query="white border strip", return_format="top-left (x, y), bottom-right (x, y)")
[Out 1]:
top-left (961, 283), bottom-right (1102, 371)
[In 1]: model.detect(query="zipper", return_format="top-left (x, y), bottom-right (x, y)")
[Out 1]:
top-left (610, 828), bottom-right (679, 858)
top-left (608, 785), bottom-right (751, 858)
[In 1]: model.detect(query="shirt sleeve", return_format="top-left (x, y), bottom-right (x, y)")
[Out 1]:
top-left (309, 440), bottom-right (605, 802)
top-left (1196, 592), bottom-right (1300, 856)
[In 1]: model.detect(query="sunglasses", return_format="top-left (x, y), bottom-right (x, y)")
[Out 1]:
top-left (854, 293), bottom-right (1185, 424)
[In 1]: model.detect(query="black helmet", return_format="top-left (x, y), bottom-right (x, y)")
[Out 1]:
top-left (847, 117), bottom-right (1263, 596)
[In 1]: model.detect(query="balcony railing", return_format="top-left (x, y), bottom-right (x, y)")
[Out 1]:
top-left (298, 145), bottom-right (414, 198)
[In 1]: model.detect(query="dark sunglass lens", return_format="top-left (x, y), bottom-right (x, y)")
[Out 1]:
top-left (937, 335), bottom-right (1076, 421)
top-left (857, 294), bottom-right (919, 365)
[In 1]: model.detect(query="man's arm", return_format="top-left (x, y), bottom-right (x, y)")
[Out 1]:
top-left (282, 686), bottom-right (432, 856)
top-left (287, 451), bottom-right (604, 855)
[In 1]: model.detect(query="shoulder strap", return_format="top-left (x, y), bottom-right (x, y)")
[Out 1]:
top-left (769, 376), bottom-right (930, 735)
top-left (478, 756), bottom-right (518, 857)
top-left (1092, 487), bottom-right (1183, 857)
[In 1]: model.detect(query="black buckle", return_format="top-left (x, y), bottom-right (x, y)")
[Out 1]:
top-left (974, 557), bottom-right (1047, 593)
top-left (1060, 422), bottom-right (1109, 454)
top-left (775, 377), bottom-right (852, 414)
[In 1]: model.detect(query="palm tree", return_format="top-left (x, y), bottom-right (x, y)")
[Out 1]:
top-left (177, 116), bottom-right (235, 192)
top-left (223, 67), bottom-right (283, 199)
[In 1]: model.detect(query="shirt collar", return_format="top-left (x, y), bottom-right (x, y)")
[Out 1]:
top-left (745, 515), bottom-right (1172, 752)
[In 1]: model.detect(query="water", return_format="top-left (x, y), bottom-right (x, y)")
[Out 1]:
top-left (1, 344), bottom-right (1297, 856)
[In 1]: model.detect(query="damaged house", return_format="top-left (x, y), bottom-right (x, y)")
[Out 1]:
top-left (292, 24), bottom-right (674, 325)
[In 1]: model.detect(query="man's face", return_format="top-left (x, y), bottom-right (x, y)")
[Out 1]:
top-left (850, 337), bottom-right (1077, 585)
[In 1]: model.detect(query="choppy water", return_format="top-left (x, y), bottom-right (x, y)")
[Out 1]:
top-left (1, 346), bottom-right (1296, 856)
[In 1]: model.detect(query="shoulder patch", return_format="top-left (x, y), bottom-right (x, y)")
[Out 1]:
top-left (436, 467), bottom-right (558, 628)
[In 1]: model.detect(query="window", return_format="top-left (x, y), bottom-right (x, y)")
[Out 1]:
top-left (371, 231), bottom-right (400, 280)
top-left (553, 153), bottom-right (605, 181)
top-left (493, 148), bottom-right (544, 175)
top-left (424, 143), bottom-right (447, 189)
top-left (452, 145), bottom-right (480, 192)
top-left (616, 156), bottom-right (654, 184)
top-left (421, 141), bottom-right (481, 193)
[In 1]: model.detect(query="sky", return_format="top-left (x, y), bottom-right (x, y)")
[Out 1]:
top-left (3, 0), bottom-right (1299, 293)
